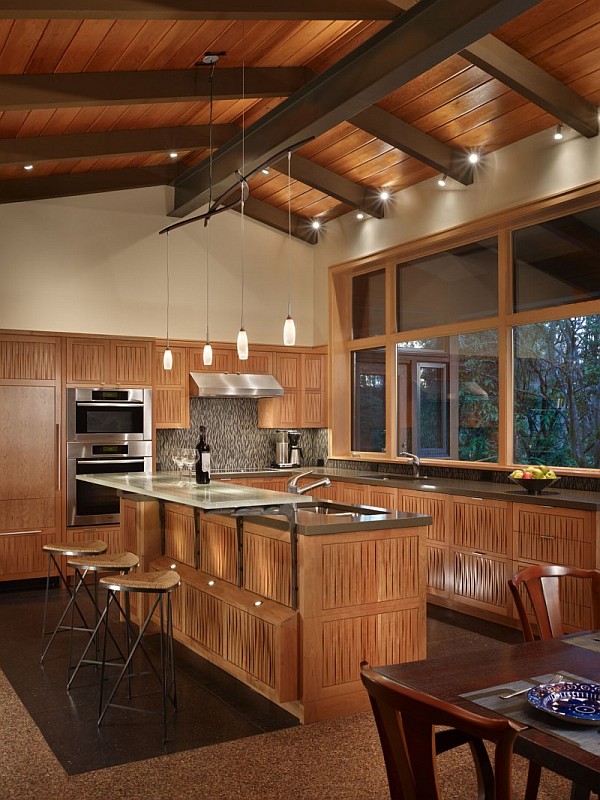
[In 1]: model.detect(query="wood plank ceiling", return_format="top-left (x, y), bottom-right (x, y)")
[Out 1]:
top-left (0, 0), bottom-right (597, 243)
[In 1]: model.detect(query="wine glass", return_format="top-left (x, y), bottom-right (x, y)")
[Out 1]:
top-left (181, 449), bottom-right (198, 484)
top-left (172, 450), bottom-right (185, 484)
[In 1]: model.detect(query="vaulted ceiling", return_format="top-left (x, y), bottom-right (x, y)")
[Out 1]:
top-left (0, 1), bottom-right (598, 243)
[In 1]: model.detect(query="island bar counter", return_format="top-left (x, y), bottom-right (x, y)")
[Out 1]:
top-left (78, 472), bottom-right (430, 723)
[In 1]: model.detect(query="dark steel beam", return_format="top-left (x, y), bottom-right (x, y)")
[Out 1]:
top-left (462, 35), bottom-right (598, 138)
top-left (0, 67), bottom-right (313, 112)
top-left (241, 196), bottom-right (318, 244)
top-left (0, 1), bottom-right (402, 20)
top-left (270, 153), bottom-right (385, 218)
top-left (0, 125), bottom-right (240, 166)
top-left (0, 165), bottom-right (177, 204)
top-left (352, 106), bottom-right (474, 184)
top-left (172, 0), bottom-right (544, 218)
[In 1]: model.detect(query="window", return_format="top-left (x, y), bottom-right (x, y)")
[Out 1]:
top-left (513, 316), bottom-right (600, 468)
top-left (396, 238), bottom-right (498, 331)
top-left (513, 207), bottom-right (600, 312)
top-left (397, 331), bottom-right (498, 462)
top-left (352, 348), bottom-right (386, 452)
top-left (352, 269), bottom-right (385, 339)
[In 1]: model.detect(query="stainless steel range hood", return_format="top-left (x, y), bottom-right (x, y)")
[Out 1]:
top-left (189, 372), bottom-right (284, 398)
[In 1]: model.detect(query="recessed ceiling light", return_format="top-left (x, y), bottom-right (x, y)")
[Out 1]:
top-left (311, 219), bottom-right (321, 230)
top-left (554, 123), bottom-right (564, 140)
top-left (169, 152), bottom-right (178, 159)
top-left (468, 152), bottom-right (480, 164)
top-left (379, 189), bottom-right (390, 201)
top-left (24, 164), bottom-right (33, 171)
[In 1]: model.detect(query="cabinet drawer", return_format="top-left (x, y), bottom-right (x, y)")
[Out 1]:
top-left (513, 505), bottom-right (593, 567)
top-left (452, 550), bottom-right (509, 614)
top-left (453, 498), bottom-right (509, 555)
top-left (427, 543), bottom-right (449, 597)
top-left (402, 491), bottom-right (450, 544)
top-left (0, 528), bottom-right (57, 578)
top-left (0, 498), bottom-right (55, 531)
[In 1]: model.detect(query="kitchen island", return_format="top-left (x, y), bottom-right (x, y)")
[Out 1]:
top-left (78, 472), bottom-right (430, 722)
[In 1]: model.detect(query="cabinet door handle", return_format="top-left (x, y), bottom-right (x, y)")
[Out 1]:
top-left (472, 550), bottom-right (487, 556)
top-left (470, 497), bottom-right (485, 501)
top-left (56, 423), bottom-right (61, 492)
top-left (0, 529), bottom-right (42, 537)
top-left (540, 534), bottom-right (555, 540)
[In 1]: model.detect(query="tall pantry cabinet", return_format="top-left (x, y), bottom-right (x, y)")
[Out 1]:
top-left (0, 334), bottom-right (62, 580)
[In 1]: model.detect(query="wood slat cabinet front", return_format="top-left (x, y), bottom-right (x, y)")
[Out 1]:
top-left (512, 503), bottom-right (598, 633)
top-left (0, 334), bottom-right (61, 581)
top-left (258, 352), bottom-right (327, 429)
top-left (66, 337), bottom-right (153, 387)
top-left (153, 345), bottom-right (189, 429)
top-left (400, 490), bottom-right (452, 599)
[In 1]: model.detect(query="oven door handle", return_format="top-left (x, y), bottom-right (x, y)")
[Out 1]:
top-left (79, 459), bottom-right (145, 466)
top-left (76, 402), bottom-right (143, 408)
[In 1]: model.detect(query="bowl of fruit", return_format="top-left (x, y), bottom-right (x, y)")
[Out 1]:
top-left (509, 466), bottom-right (559, 494)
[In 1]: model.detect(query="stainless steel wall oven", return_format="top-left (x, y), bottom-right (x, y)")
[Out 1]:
top-left (66, 387), bottom-right (152, 526)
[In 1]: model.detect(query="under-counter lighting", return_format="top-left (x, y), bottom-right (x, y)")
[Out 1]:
top-left (208, 579), bottom-right (215, 586)
top-left (421, 484), bottom-right (437, 489)
top-left (261, 167), bottom-right (270, 175)
top-left (24, 164), bottom-right (34, 171)
top-left (554, 123), bottom-right (564, 140)
top-left (169, 152), bottom-right (178, 159)
top-left (254, 600), bottom-right (262, 606)
top-left (170, 563), bottom-right (177, 569)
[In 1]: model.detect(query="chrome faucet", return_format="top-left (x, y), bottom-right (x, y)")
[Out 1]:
top-left (399, 450), bottom-right (421, 477)
top-left (287, 470), bottom-right (332, 495)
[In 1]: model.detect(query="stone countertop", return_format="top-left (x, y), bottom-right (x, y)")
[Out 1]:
top-left (252, 506), bottom-right (431, 536)
top-left (208, 466), bottom-right (600, 511)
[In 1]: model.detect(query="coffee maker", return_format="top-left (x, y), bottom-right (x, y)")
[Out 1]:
top-left (288, 431), bottom-right (303, 466)
top-left (273, 430), bottom-right (290, 468)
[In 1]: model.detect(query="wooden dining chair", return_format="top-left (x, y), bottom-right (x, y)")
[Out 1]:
top-left (360, 661), bottom-right (531, 800)
top-left (508, 565), bottom-right (600, 800)
top-left (508, 564), bottom-right (600, 642)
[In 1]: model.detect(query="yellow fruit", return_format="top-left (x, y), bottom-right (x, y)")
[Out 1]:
top-left (510, 469), bottom-right (524, 479)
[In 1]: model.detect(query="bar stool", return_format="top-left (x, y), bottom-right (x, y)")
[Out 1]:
top-left (40, 539), bottom-right (108, 663)
top-left (98, 569), bottom-right (180, 742)
top-left (65, 551), bottom-right (140, 691)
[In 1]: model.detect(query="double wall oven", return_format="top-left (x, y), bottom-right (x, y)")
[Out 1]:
top-left (66, 388), bottom-right (152, 526)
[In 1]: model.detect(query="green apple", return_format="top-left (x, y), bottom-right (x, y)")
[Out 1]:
top-left (545, 470), bottom-right (556, 479)
top-left (510, 469), bottom-right (524, 479)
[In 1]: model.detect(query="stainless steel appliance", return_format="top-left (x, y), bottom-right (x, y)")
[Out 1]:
top-left (274, 430), bottom-right (290, 467)
top-left (67, 387), bottom-right (152, 442)
top-left (288, 431), bottom-right (303, 466)
top-left (66, 387), bottom-right (153, 526)
top-left (66, 441), bottom-right (153, 526)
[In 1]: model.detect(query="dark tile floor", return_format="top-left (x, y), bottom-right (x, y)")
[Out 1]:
top-left (0, 579), bottom-right (522, 776)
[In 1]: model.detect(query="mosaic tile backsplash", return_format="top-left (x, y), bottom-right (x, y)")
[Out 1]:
top-left (156, 397), bottom-right (329, 471)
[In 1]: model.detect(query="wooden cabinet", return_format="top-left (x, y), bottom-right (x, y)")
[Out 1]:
top-left (258, 351), bottom-right (327, 429)
top-left (66, 337), bottom-right (152, 386)
top-left (189, 345), bottom-right (233, 373)
top-left (153, 345), bottom-right (189, 429)
top-left (401, 490), bottom-right (451, 599)
top-left (0, 334), bottom-right (61, 581)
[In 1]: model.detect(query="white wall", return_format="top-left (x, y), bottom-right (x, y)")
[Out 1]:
top-left (0, 185), bottom-right (316, 346)
top-left (313, 126), bottom-right (600, 345)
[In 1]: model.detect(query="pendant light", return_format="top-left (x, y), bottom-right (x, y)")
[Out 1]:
top-left (237, 48), bottom-right (248, 361)
top-left (283, 149), bottom-right (296, 346)
top-left (162, 231), bottom-right (173, 370)
top-left (202, 54), bottom-right (217, 367)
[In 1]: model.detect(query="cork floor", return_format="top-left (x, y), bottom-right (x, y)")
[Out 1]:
top-left (0, 581), bottom-right (522, 778)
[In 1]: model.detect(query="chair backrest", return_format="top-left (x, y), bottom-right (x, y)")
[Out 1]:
top-left (508, 564), bottom-right (600, 641)
top-left (360, 662), bottom-right (525, 800)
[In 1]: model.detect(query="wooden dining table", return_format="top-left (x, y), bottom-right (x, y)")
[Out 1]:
top-left (376, 636), bottom-right (600, 796)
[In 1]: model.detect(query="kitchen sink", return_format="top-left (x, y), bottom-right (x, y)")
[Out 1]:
top-left (299, 501), bottom-right (385, 516)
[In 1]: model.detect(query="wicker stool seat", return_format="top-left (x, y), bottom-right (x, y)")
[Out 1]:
top-left (98, 569), bottom-right (180, 742)
top-left (40, 539), bottom-right (108, 663)
top-left (65, 551), bottom-right (140, 691)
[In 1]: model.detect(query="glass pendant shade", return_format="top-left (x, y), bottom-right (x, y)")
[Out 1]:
top-left (203, 342), bottom-right (213, 366)
top-left (283, 315), bottom-right (296, 346)
top-left (237, 327), bottom-right (248, 360)
top-left (163, 347), bottom-right (173, 371)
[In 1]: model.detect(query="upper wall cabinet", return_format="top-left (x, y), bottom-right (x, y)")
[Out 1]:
top-left (258, 352), bottom-right (327, 429)
top-left (189, 346), bottom-right (273, 375)
top-left (66, 337), bottom-right (153, 387)
top-left (153, 345), bottom-right (189, 429)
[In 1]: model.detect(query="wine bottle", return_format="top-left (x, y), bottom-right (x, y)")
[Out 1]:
top-left (195, 425), bottom-right (211, 484)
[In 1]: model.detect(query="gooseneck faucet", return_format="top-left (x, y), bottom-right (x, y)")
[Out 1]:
top-left (399, 449), bottom-right (421, 478)
top-left (287, 470), bottom-right (332, 495)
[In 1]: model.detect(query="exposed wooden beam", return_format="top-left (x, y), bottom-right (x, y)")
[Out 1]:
top-left (270, 153), bottom-right (385, 218)
top-left (0, 165), bottom-right (177, 204)
top-left (241, 196), bottom-right (318, 244)
top-left (0, 125), bottom-right (240, 166)
top-left (0, 1), bottom-right (401, 20)
top-left (0, 67), bottom-right (313, 112)
top-left (352, 106), bottom-right (474, 185)
top-left (463, 35), bottom-right (598, 138)
top-left (172, 0), bottom-right (544, 218)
